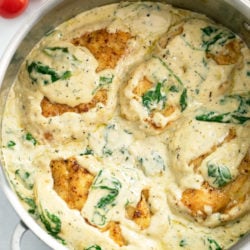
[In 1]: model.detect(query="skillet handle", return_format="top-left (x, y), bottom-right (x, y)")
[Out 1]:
top-left (11, 221), bottom-right (28, 250)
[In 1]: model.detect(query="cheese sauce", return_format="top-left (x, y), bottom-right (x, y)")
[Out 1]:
top-left (1, 2), bottom-right (250, 250)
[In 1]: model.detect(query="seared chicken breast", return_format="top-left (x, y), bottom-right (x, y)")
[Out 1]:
top-left (50, 157), bottom-right (94, 210)
top-left (72, 29), bottom-right (132, 72)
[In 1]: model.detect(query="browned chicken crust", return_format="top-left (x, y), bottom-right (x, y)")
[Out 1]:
top-left (72, 29), bottom-right (132, 72)
top-left (101, 221), bottom-right (127, 246)
top-left (85, 218), bottom-right (127, 246)
top-left (158, 22), bottom-right (242, 66)
top-left (126, 189), bottom-right (151, 230)
top-left (189, 128), bottom-right (236, 171)
top-left (182, 152), bottom-right (250, 219)
top-left (206, 40), bottom-right (242, 65)
top-left (50, 157), bottom-right (94, 210)
top-left (51, 157), bottom-right (127, 245)
top-left (133, 77), bottom-right (153, 97)
top-left (158, 25), bottom-right (184, 49)
top-left (41, 89), bottom-right (107, 117)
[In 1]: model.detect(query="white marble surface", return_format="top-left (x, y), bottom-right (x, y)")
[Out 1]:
top-left (0, 2), bottom-right (52, 249)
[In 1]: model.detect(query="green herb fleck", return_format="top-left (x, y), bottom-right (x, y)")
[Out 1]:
top-left (179, 239), bottom-right (187, 247)
top-left (44, 47), bottom-right (69, 54)
top-left (102, 124), bottom-right (115, 157)
top-left (61, 71), bottom-right (72, 80)
top-left (194, 70), bottom-right (206, 81)
top-left (207, 163), bottom-right (232, 187)
top-left (202, 57), bottom-right (208, 67)
top-left (154, 56), bottom-right (183, 86)
top-left (152, 152), bottom-right (166, 171)
top-left (207, 238), bottom-right (222, 250)
top-left (180, 88), bottom-right (188, 111)
top-left (25, 133), bottom-right (37, 146)
top-left (7, 140), bottom-right (16, 148)
top-left (99, 75), bottom-right (114, 85)
top-left (247, 71), bottom-right (250, 77)
top-left (169, 85), bottom-right (179, 92)
top-left (85, 245), bottom-right (102, 250)
top-left (15, 169), bottom-right (33, 190)
top-left (138, 157), bottom-right (144, 165)
top-left (80, 146), bottom-right (94, 156)
top-left (16, 170), bottom-right (30, 179)
top-left (119, 146), bottom-right (130, 161)
top-left (23, 198), bottom-right (36, 214)
top-left (124, 129), bottom-right (132, 134)
top-left (102, 147), bottom-right (113, 156)
top-left (92, 75), bottom-right (114, 94)
top-left (44, 28), bottom-right (56, 36)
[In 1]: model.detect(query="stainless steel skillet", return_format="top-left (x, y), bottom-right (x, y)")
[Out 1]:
top-left (0, 0), bottom-right (249, 249)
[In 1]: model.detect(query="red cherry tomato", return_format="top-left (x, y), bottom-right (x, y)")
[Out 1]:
top-left (0, 0), bottom-right (29, 18)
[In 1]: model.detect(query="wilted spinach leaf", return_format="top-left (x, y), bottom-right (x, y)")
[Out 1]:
top-left (142, 82), bottom-right (166, 111)
top-left (90, 170), bottom-right (122, 226)
top-left (43, 47), bottom-right (69, 54)
top-left (27, 61), bottom-right (71, 85)
top-left (92, 75), bottom-right (114, 94)
top-left (80, 146), bottom-right (94, 156)
top-left (7, 140), bottom-right (16, 148)
top-left (179, 239), bottom-right (187, 247)
top-left (201, 26), bottom-right (235, 52)
top-left (25, 132), bottom-right (37, 146)
top-left (85, 245), bottom-right (102, 250)
top-left (196, 111), bottom-right (250, 124)
top-left (180, 88), bottom-right (188, 111)
top-left (23, 197), bottom-right (36, 214)
top-left (207, 163), bottom-right (232, 187)
top-left (92, 170), bottom-right (122, 210)
top-left (207, 238), bottom-right (222, 250)
top-left (196, 93), bottom-right (250, 124)
top-left (15, 169), bottom-right (33, 190)
top-left (39, 208), bottom-right (66, 245)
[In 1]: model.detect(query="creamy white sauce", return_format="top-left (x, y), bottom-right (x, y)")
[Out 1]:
top-left (1, 2), bottom-right (250, 250)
